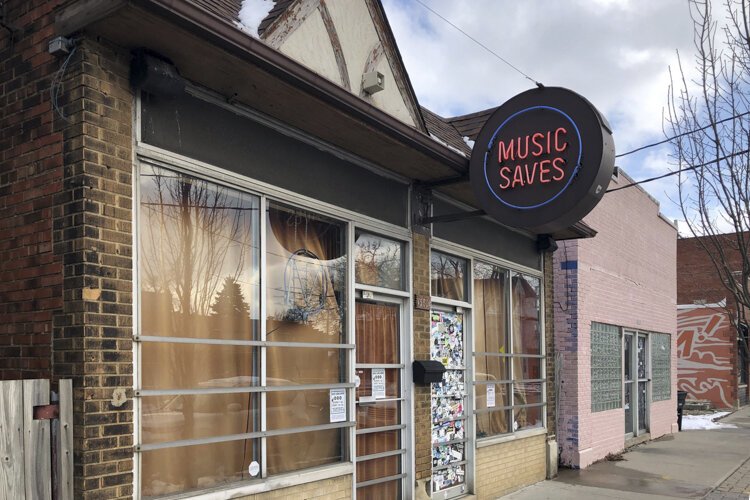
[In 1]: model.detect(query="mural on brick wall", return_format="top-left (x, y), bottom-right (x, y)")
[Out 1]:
top-left (677, 306), bottom-right (733, 408)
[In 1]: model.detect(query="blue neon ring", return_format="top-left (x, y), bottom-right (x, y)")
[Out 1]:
top-left (483, 106), bottom-right (582, 210)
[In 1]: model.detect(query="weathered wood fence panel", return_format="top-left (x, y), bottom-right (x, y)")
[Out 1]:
top-left (0, 379), bottom-right (73, 500)
top-left (1, 380), bottom-right (25, 499)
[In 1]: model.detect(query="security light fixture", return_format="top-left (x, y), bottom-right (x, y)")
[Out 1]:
top-left (362, 71), bottom-right (385, 95)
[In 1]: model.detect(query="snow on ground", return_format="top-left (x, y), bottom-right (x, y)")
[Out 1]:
top-left (682, 411), bottom-right (738, 430)
top-left (236, 0), bottom-right (275, 38)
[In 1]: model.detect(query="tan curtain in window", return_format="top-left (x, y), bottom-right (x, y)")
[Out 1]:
top-left (265, 207), bottom-right (344, 474)
top-left (139, 171), bottom-right (259, 495)
top-left (474, 276), bottom-right (509, 434)
top-left (511, 275), bottom-right (541, 429)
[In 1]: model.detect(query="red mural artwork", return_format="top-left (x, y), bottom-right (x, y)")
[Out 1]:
top-left (677, 306), bottom-right (734, 408)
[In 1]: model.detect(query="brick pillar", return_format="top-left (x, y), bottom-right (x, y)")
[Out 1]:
top-left (53, 37), bottom-right (135, 499)
top-left (412, 231), bottom-right (431, 489)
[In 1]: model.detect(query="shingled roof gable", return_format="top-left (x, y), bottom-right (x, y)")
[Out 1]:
top-left (421, 107), bottom-right (471, 157)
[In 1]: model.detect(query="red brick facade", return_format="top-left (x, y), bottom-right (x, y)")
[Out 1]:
top-left (0, 0), bottom-right (66, 381)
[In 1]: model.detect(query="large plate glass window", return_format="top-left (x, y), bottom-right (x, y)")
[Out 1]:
top-left (510, 272), bottom-right (544, 432)
top-left (139, 165), bottom-right (261, 496)
top-left (137, 166), bottom-right (351, 497)
top-left (473, 264), bottom-right (545, 439)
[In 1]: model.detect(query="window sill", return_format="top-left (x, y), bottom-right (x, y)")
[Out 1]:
top-left (151, 462), bottom-right (353, 500)
top-left (476, 427), bottom-right (547, 449)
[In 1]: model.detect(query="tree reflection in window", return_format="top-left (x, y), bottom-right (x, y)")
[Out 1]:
top-left (354, 231), bottom-right (404, 290)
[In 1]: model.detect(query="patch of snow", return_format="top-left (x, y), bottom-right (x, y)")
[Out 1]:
top-left (236, 0), bottom-right (275, 39)
top-left (462, 136), bottom-right (475, 150)
top-left (429, 133), bottom-right (468, 158)
top-left (681, 411), bottom-right (737, 430)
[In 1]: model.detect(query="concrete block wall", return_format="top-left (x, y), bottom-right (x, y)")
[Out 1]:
top-left (554, 172), bottom-right (678, 467)
top-left (474, 434), bottom-right (546, 499)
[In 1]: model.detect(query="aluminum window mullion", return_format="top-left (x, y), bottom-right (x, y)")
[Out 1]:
top-left (431, 437), bottom-right (467, 447)
top-left (432, 460), bottom-right (467, 472)
top-left (138, 421), bottom-right (355, 453)
top-left (136, 335), bottom-right (354, 349)
top-left (355, 424), bottom-right (406, 435)
top-left (355, 363), bottom-right (404, 369)
top-left (355, 448), bottom-right (406, 463)
top-left (138, 382), bottom-right (355, 397)
top-left (356, 473), bottom-right (407, 489)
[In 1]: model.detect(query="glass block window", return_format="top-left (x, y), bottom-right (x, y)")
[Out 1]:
top-left (591, 322), bottom-right (622, 412)
top-left (651, 333), bottom-right (671, 401)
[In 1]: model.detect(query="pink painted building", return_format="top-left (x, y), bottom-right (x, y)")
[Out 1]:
top-left (554, 169), bottom-right (678, 468)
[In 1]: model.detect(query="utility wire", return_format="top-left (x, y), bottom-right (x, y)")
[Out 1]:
top-left (606, 149), bottom-right (750, 193)
top-left (616, 111), bottom-right (750, 158)
top-left (413, 0), bottom-right (544, 88)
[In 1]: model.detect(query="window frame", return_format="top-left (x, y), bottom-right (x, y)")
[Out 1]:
top-left (429, 238), bottom-right (546, 485)
top-left (133, 147), bottom-right (413, 499)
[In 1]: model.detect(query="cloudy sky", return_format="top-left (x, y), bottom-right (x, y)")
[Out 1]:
top-left (381, 0), bottom-right (700, 230)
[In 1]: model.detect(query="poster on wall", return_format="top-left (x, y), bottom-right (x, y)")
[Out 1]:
top-left (329, 388), bottom-right (346, 423)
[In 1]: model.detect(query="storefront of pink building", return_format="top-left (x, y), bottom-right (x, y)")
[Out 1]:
top-left (554, 170), bottom-right (678, 468)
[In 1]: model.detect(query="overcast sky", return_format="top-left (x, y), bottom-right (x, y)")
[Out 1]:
top-left (381, 0), bottom-right (700, 231)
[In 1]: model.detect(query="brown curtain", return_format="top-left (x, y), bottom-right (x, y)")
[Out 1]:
top-left (139, 168), bottom-right (259, 496)
top-left (355, 301), bottom-right (401, 499)
top-left (511, 274), bottom-right (541, 430)
top-left (474, 274), bottom-right (509, 435)
top-left (265, 205), bottom-right (345, 474)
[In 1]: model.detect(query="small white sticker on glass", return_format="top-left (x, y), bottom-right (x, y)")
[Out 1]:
top-left (248, 461), bottom-right (260, 477)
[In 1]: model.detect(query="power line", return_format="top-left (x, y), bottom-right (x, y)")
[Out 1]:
top-left (413, 0), bottom-right (543, 88)
top-left (616, 111), bottom-right (750, 158)
top-left (606, 149), bottom-right (750, 193)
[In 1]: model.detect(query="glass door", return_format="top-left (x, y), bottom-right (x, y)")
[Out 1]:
top-left (355, 299), bottom-right (407, 499)
top-left (624, 333), bottom-right (634, 437)
top-left (624, 331), bottom-right (649, 438)
top-left (430, 309), bottom-right (468, 498)
top-left (637, 334), bottom-right (649, 434)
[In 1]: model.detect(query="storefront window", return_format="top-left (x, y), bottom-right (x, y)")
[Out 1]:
top-left (431, 251), bottom-right (468, 302)
top-left (354, 231), bottom-right (404, 290)
top-left (474, 264), bottom-right (544, 438)
top-left (265, 203), bottom-right (348, 475)
top-left (139, 165), bottom-right (261, 496)
top-left (138, 168), bottom-right (349, 497)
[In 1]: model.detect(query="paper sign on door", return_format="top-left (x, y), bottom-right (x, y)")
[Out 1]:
top-left (329, 389), bottom-right (346, 423)
top-left (486, 385), bottom-right (496, 408)
top-left (372, 368), bottom-right (386, 399)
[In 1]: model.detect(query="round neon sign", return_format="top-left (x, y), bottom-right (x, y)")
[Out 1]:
top-left (470, 87), bottom-right (615, 234)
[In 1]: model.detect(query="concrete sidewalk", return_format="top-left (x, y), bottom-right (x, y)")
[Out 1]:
top-left (501, 405), bottom-right (750, 499)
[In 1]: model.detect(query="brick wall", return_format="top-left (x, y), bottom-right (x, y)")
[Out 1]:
top-left (543, 250), bottom-right (556, 439)
top-left (52, 37), bottom-right (135, 498)
top-left (554, 172), bottom-right (678, 467)
top-left (677, 235), bottom-right (745, 306)
top-left (412, 231), bottom-right (431, 484)
top-left (0, 0), bottom-right (66, 380)
top-left (474, 434), bottom-right (546, 498)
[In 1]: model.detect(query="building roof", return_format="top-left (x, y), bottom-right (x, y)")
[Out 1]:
top-left (447, 107), bottom-right (498, 141)
top-left (421, 107), bottom-right (472, 157)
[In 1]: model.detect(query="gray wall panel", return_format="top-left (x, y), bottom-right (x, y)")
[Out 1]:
top-left (432, 197), bottom-right (541, 270)
top-left (141, 92), bottom-right (408, 227)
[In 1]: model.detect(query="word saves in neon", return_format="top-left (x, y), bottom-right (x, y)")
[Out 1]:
top-left (496, 128), bottom-right (568, 190)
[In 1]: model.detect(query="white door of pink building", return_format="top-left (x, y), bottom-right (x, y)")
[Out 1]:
top-left (624, 331), bottom-right (649, 438)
